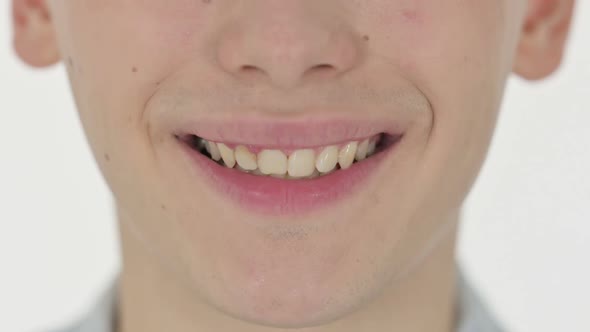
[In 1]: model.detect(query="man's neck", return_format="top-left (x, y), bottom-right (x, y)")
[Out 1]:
top-left (116, 213), bottom-right (459, 332)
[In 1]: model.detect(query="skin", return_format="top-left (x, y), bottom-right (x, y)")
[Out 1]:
top-left (12, 0), bottom-right (575, 331)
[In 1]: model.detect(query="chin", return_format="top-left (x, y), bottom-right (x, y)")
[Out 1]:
top-left (190, 240), bottom-right (390, 329)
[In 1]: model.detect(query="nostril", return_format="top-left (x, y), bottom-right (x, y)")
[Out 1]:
top-left (314, 64), bottom-right (334, 70)
top-left (237, 64), bottom-right (268, 82)
top-left (242, 65), bottom-right (258, 72)
top-left (306, 63), bottom-right (339, 80)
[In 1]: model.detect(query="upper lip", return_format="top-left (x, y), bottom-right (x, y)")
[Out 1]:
top-left (172, 112), bottom-right (407, 150)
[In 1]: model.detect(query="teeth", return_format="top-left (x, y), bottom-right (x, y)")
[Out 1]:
top-left (315, 146), bottom-right (339, 173)
top-left (367, 140), bottom-right (377, 156)
top-left (236, 164), bottom-right (251, 173)
top-left (306, 169), bottom-right (320, 179)
top-left (218, 143), bottom-right (236, 168)
top-left (355, 139), bottom-right (369, 161)
top-left (206, 141), bottom-right (221, 161)
top-left (195, 135), bottom-right (382, 178)
top-left (288, 149), bottom-right (316, 178)
top-left (251, 168), bottom-right (265, 176)
top-left (235, 145), bottom-right (258, 171)
top-left (338, 141), bottom-right (357, 170)
top-left (258, 149), bottom-right (288, 175)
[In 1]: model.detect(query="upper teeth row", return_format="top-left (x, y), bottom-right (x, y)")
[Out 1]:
top-left (202, 138), bottom-right (378, 178)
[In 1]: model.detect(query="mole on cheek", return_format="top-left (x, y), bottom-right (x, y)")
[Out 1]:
top-left (132, 66), bottom-right (138, 73)
top-left (363, 35), bottom-right (370, 41)
top-left (104, 153), bottom-right (110, 162)
top-left (202, 0), bottom-right (211, 3)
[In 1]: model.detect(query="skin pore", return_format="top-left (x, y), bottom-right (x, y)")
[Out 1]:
top-left (12, 1), bottom-right (574, 332)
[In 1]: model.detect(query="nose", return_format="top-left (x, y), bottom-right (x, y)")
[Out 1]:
top-left (215, 2), bottom-right (364, 90)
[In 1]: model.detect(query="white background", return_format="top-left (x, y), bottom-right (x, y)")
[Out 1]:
top-left (1, 2), bottom-right (589, 332)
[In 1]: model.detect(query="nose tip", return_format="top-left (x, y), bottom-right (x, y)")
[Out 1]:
top-left (215, 16), bottom-right (364, 90)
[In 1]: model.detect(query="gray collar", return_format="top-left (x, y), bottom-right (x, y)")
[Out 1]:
top-left (456, 270), bottom-right (506, 332)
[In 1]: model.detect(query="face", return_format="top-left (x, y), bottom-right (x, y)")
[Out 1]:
top-left (13, 0), bottom-right (574, 328)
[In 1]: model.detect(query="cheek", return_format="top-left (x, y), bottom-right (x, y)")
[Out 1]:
top-left (365, 0), bottom-right (514, 210)
top-left (55, 0), bottom-right (211, 104)
top-left (362, 0), bottom-right (512, 93)
top-left (53, 2), bottom-right (212, 164)
top-left (388, 1), bottom-right (511, 125)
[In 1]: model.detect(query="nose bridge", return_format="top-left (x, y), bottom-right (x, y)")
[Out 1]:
top-left (215, 1), bottom-right (363, 90)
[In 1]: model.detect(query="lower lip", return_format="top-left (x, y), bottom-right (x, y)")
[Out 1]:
top-left (178, 139), bottom-right (401, 216)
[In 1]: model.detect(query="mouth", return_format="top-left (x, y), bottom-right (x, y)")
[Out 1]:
top-left (177, 132), bottom-right (399, 179)
top-left (173, 117), bottom-right (405, 216)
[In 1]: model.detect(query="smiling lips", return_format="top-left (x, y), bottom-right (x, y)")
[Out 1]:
top-left (174, 117), bottom-right (405, 216)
